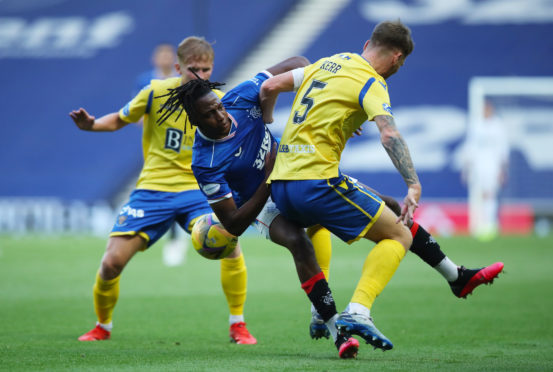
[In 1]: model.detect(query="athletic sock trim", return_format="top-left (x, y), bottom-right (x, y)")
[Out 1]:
top-left (301, 272), bottom-right (325, 294)
top-left (410, 221), bottom-right (420, 237)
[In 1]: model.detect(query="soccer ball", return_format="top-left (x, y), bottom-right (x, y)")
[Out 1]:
top-left (191, 213), bottom-right (238, 260)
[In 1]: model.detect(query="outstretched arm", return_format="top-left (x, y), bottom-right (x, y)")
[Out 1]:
top-left (69, 108), bottom-right (129, 132)
top-left (374, 114), bottom-right (422, 224)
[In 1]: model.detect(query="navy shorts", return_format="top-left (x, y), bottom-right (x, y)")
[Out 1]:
top-left (110, 189), bottom-right (211, 247)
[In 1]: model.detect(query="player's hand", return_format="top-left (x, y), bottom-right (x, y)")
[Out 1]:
top-left (69, 108), bottom-right (95, 131)
top-left (397, 183), bottom-right (421, 225)
top-left (264, 142), bottom-right (277, 179)
top-left (351, 126), bottom-right (364, 138)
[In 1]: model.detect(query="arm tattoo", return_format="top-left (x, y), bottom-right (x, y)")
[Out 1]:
top-left (376, 116), bottom-right (420, 186)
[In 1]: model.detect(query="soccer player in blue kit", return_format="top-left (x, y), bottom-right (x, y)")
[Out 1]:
top-left (157, 56), bottom-right (360, 359)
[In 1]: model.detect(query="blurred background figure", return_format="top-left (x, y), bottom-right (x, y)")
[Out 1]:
top-left (462, 100), bottom-right (510, 240)
top-left (135, 43), bottom-right (178, 94)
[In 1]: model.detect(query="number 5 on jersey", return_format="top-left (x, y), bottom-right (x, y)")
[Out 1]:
top-left (293, 80), bottom-right (327, 124)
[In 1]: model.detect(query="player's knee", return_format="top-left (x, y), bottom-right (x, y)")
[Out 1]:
top-left (396, 228), bottom-right (412, 252)
top-left (285, 233), bottom-right (314, 259)
top-left (226, 243), bottom-right (242, 258)
top-left (99, 255), bottom-right (124, 280)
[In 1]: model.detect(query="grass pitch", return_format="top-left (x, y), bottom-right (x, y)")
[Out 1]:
top-left (1, 233), bottom-right (552, 371)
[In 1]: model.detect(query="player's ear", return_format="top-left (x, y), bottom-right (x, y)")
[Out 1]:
top-left (175, 63), bottom-right (182, 74)
top-left (392, 51), bottom-right (403, 64)
top-left (363, 39), bottom-right (370, 50)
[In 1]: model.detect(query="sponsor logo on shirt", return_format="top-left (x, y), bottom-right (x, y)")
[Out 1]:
top-left (201, 183), bottom-right (220, 196)
top-left (278, 144), bottom-right (316, 154)
top-left (253, 128), bottom-right (271, 170)
top-left (165, 128), bottom-right (183, 153)
top-left (382, 103), bottom-right (393, 115)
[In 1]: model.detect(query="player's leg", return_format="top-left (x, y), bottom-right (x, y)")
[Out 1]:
top-left (79, 189), bottom-right (177, 341)
top-left (378, 192), bottom-right (504, 298)
top-left (78, 234), bottom-right (146, 341)
top-left (335, 205), bottom-right (410, 351)
top-left (268, 214), bottom-right (358, 358)
top-left (306, 225), bottom-right (332, 339)
top-left (220, 243), bottom-right (256, 344)
top-left (182, 195), bottom-right (255, 345)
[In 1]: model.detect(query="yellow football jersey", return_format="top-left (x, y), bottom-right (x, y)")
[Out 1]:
top-left (119, 77), bottom-right (223, 192)
top-left (269, 53), bottom-right (393, 181)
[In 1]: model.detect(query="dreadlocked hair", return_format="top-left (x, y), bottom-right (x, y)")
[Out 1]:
top-left (156, 68), bottom-right (225, 126)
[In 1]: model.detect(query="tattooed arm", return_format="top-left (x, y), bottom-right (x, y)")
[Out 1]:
top-left (374, 114), bottom-right (422, 224)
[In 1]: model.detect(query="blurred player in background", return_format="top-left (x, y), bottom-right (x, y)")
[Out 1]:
top-left (158, 56), bottom-right (359, 359)
top-left (462, 100), bottom-right (510, 240)
top-left (69, 36), bottom-right (257, 345)
top-left (135, 43), bottom-right (179, 94)
top-left (134, 42), bottom-right (187, 267)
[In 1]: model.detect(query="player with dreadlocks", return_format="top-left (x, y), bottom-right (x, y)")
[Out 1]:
top-left (69, 36), bottom-right (258, 345)
top-left (158, 56), bottom-right (361, 359)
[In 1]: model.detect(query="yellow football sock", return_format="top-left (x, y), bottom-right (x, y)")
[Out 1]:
top-left (221, 253), bottom-right (247, 316)
top-left (351, 239), bottom-right (406, 309)
top-left (93, 271), bottom-right (120, 324)
top-left (307, 225), bottom-right (332, 280)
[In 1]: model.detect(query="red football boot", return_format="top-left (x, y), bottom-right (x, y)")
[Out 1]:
top-left (78, 324), bottom-right (111, 341)
top-left (229, 322), bottom-right (257, 344)
top-left (449, 262), bottom-right (505, 298)
top-left (337, 336), bottom-right (359, 359)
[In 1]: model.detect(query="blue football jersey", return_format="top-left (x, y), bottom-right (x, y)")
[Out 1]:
top-left (192, 71), bottom-right (277, 207)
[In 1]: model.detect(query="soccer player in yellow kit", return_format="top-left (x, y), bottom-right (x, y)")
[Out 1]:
top-left (69, 36), bottom-right (256, 344)
top-left (260, 20), bottom-right (420, 350)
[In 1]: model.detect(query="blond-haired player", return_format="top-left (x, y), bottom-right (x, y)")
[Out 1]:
top-left (69, 36), bottom-right (256, 344)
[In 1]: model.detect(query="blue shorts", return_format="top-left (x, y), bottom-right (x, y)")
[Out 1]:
top-left (271, 174), bottom-right (384, 243)
top-left (110, 189), bottom-right (211, 247)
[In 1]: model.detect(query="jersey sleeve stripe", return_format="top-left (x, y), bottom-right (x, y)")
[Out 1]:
top-left (145, 90), bottom-right (154, 114)
top-left (207, 193), bottom-right (233, 204)
top-left (358, 77), bottom-right (376, 110)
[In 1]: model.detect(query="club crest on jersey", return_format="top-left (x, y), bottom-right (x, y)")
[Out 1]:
top-left (382, 103), bottom-right (393, 115)
top-left (249, 105), bottom-right (262, 119)
top-left (200, 183), bottom-right (221, 196)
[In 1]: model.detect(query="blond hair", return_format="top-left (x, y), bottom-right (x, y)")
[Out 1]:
top-left (177, 36), bottom-right (214, 65)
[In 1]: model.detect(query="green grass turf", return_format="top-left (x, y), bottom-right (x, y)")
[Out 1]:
top-left (1, 233), bottom-right (552, 371)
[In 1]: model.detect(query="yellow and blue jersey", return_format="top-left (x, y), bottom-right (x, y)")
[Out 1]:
top-left (119, 77), bottom-right (224, 192)
top-left (269, 53), bottom-right (393, 182)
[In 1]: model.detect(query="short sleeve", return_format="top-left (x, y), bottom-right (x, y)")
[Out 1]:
top-left (119, 85), bottom-right (153, 123)
top-left (193, 165), bottom-right (233, 204)
top-left (359, 78), bottom-right (393, 121)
